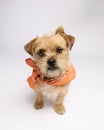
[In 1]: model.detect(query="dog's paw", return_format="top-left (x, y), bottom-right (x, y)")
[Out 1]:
top-left (54, 104), bottom-right (66, 115)
top-left (34, 100), bottom-right (44, 109)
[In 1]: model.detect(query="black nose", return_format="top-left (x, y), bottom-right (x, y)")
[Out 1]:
top-left (47, 58), bottom-right (56, 67)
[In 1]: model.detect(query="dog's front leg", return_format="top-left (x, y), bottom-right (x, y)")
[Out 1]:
top-left (54, 92), bottom-right (66, 115)
top-left (34, 91), bottom-right (44, 109)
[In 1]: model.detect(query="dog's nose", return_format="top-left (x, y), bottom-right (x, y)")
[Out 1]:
top-left (47, 58), bottom-right (56, 67)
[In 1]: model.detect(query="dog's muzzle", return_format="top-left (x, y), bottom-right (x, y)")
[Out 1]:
top-left (47, 58), bottom-right (58, 70)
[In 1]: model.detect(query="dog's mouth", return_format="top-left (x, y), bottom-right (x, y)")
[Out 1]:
top-left (46, 66), bottom-right (61, 78)
top-left (48, 66), bottom-right (58, 71)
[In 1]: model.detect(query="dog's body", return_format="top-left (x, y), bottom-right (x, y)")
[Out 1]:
top-left (24, 27), bottom-right (75, 115)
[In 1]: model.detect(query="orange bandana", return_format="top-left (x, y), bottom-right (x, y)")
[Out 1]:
top-left (25, 58), bottom-right (76, 89)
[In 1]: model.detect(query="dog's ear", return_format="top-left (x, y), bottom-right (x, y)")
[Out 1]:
top-left (61, 34), bottom-right (75, 50)
top-left (55, 26), bottom-right (75, 50)
top-left (56, 26), bottom-right (65, 34)
top-left (24, 37), bottom-right (37, 56)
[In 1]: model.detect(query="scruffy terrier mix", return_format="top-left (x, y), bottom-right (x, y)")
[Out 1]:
top-left (24, 26), bottom-right (76, 115)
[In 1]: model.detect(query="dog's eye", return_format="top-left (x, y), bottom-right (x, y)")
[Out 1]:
top-left (56, 47), bottom-right (63, 53)
top-left (38, 49), bottom-right (45, 56)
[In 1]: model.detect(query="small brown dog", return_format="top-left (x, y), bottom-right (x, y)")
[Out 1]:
top-left (24, 26), bottom-right (75, 115)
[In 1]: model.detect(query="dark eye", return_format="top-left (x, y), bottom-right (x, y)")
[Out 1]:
top-left (56, 47), bottom-right (63, 53)
top-left (38, 49), bottom-right (45, 56)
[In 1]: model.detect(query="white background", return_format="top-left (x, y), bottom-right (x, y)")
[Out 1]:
top-left (0, 0), bottom-right (104, 130)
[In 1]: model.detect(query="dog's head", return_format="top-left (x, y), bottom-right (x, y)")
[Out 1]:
top-left (24, 27), bottom-right (75, 78)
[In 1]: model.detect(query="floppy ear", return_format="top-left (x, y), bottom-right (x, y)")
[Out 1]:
top-left (62, 34), bottom-right (75, 50)
top-left (24, 37), bottom-right (37, 56)
top-left (55, 26), bottom-right (75, 50)
top-left (56, 26), bottom-right (65, 34)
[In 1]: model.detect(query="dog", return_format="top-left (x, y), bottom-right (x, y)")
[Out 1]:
top-left (24, 26), bottom-right (76, 115)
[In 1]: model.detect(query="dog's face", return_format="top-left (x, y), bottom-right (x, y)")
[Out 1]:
top-left (24, 27), bottom-right (75, 78)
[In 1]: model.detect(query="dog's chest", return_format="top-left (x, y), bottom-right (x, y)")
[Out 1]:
top-left (41, 85), bottom-right (60, 98)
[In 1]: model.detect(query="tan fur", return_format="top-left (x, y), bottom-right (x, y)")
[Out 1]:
top-left (24, 27), bottom-right (75, 115)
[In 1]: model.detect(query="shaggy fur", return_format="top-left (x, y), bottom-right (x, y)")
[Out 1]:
top-left (24, 26), bottom-right (75, 115)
